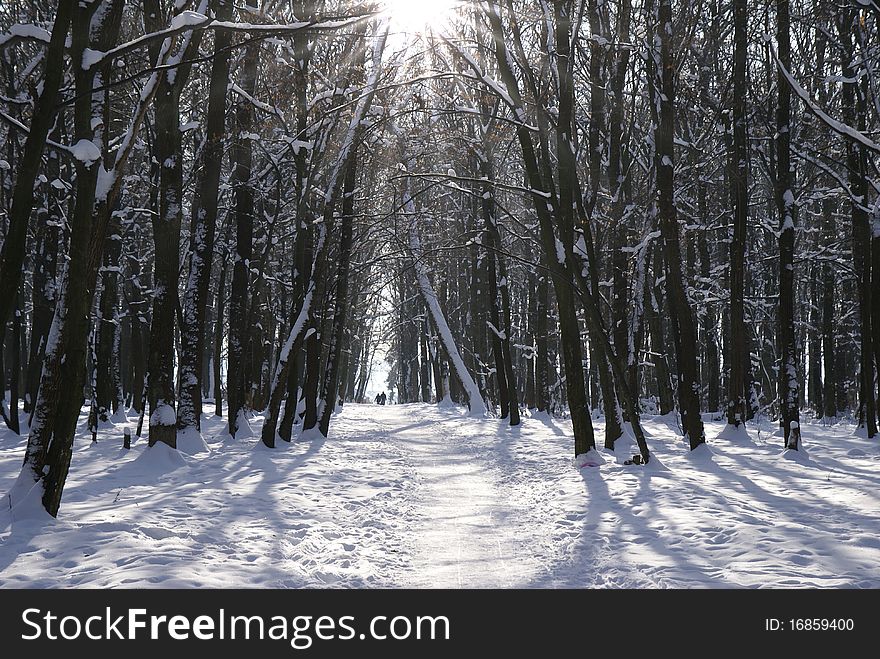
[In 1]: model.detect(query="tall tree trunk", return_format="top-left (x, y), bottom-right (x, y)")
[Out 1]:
top-left (0, 0), bottom-right (73, 349)
top-left (821, 197), bottom-right (837, 420)
top-left (776, 0), bottom-right (801, 449)
top-left (481, 1), bottom-right (597, 455)
top-left (317, 158), bottom-right (358, 438)
top-left (839, 11), bottom-right (876, 438)
top-left (144, 0), bottom-right (204, 447)
top-left (279, 2), bottom-right (315, 436)
top-left (583, 0), bottom-right (624, 447)
top-left (178, 0), bottom-right (233, 433)
top-left (727, 0), bottom-right (749, 429)
top-left (227, 20), bottom-right (260, 437)
top-left (653, 0), bottom-right (705, 449)
top-left (550, 0), bottom-right (597, 455)
top-left (25, 136), bottom-right (62, 416)
top-left (20, 0), bottom-right (126, 516)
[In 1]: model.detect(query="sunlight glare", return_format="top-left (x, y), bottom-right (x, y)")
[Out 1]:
top-left (382, 0), bottom-right (457, 34)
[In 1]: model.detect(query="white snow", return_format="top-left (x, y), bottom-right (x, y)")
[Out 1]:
top-left (170, 10), bottom-right (208, 30)
top-left (11, 23), bottom-right (50, 41)
top-left (81, 48), bottom-right (104, 70)
top-left (69, 139), bottom-right (102, 165)
top-left (0, 405), bottom-right (878, 588)
top-left (0, 23), bottom-right (50, 47)
top-left (715, 423), bottom-right (752, 442)
top-left (149, 403), bottom-right (176, 427)
top-left (176, 427), bottom-right (211, 455)
top-left (555, 238), bottom-right (567, 265)
top-left (283, 138), bottom-right (312, 155)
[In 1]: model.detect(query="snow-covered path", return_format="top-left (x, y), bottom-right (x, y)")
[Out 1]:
top-left (387, 405), bottom-right (543, 587)
top-left (2, 402), bottom-right (879, 588)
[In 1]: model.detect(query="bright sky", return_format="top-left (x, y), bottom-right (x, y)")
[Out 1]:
top-left (382, 0), bottom-right (457, 36)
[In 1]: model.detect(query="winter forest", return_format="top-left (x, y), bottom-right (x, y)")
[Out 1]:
top-left (0, 0), bottom-right (878, 589)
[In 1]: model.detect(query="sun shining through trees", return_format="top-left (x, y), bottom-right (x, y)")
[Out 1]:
top-left (382, 0), bottom-right (458, 35)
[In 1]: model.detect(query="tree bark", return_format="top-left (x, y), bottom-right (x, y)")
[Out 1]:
top-left (178, 0), bottom-right (233, 432)
top-left (227, 10), bottom-right (260, 437)
top-left (25, 138), bottom-right (61, 417)
top-left (727, 0), bottom-right (749, 429)
top-left (652, 0), bottom-right (705, 449)
top-left (839, 11), bottom-right (876, 438)
top-left (21, 0), bottom-right (126, 516)
top-left (317, 158), bottom-right (358, 437)
top-left (0, 0), bottom-right (73, 349)
top-left (776, 0), bottom-right (801, 449)
top-left (481, 1), bottom-right (598, 455)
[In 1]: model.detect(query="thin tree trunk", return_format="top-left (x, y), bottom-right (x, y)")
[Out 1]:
top-left (317, 158), bottom-right (358, 438)
top-left (25, 141), bottom-right (61, 416)
top-left (96, 214), bottom-right (122, 422)
top-left (534, 268), bottom-right (550, 413)
top-left (727, 0), bottom-right (749, 429)
top-left (776, 0), bottom-right (801, 449)
top-left (419, 312), bottom-right (432, 403)
top-left (9, 294), bottom-right (22, 434)
top-left (213, 244), bottom-right (229, 417)
top-left (821, 197), bottom-right (837, 420)
top-left (839, 11), bottom-right (876, 438)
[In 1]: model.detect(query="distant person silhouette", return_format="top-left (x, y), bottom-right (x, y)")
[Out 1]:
top-left (379, 392), bottom-right (387, 405)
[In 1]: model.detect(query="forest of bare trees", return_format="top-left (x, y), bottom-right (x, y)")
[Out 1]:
top-left (0, 0), bottom-right (878, 516)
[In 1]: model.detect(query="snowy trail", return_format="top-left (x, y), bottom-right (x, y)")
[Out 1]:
top-left (1, 402), bottom-right (879, 588)
top-left (385, 405), bottom-right (542, 587)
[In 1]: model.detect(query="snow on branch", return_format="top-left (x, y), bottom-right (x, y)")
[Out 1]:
top-left (0, 23), bottom-right (51, 50)
top-left (791, 145), bottom-right (875, 211)
top-left (440, 34), bottom-right (538, 132)
top-left (231, 82), bottom-right (284, 122)
top-left (83, 13), bottom-right (372, 71)
top-left (0, 110), bottom-right (72, 154)
top-left (770, 38), bottom-right (880, 154)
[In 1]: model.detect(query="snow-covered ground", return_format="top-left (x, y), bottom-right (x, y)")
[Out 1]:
top-left (1, 403), bottom-right (878, 588)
